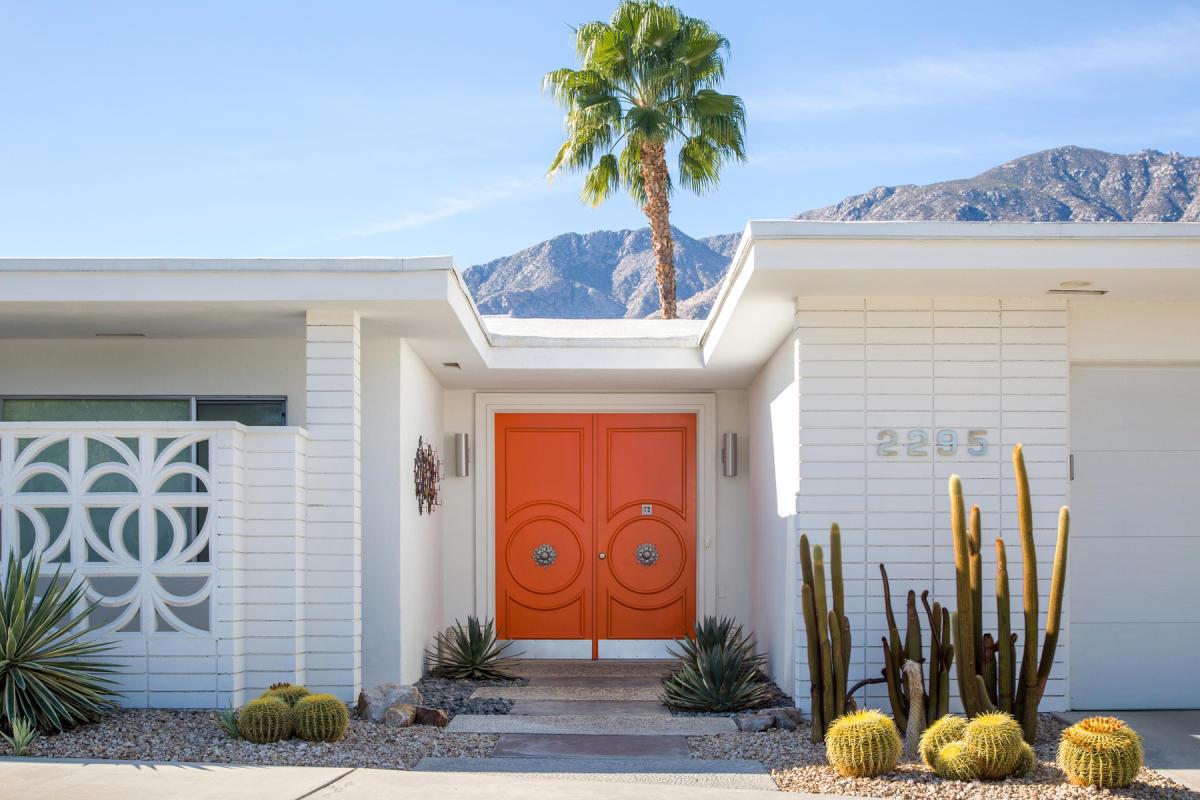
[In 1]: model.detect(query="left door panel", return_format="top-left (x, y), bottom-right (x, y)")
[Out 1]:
top-left (495, 414), bottom-right (593, 641)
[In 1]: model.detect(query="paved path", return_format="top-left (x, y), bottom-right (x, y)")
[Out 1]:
top-left (1057, 710), bottom-right (1200, 792)
top-left (423, 658), bottom-right (779, 791)
top-left (0, 759), bottom-right (794, 799)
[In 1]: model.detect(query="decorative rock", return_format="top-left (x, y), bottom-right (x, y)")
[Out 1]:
top-left (767, 707), bottom-right (804, 731)
top-left (384, 703), bottom-right (416, 728)
top-left (357, 683), bottom-right (423, 723)
top-left (735, 712), bottom-right (775, 733)
top-left (415, 707), bottom-right (451, 727)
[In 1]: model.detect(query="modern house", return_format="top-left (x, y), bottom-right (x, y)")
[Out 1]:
top-left (1, 221), bottom-right (1197, 715)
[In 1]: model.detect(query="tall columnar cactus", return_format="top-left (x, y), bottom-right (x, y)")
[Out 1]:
top-left (879, 567), bottom-right (954, 734)
top-left (948, 444), bottom-right (1070, 742)
top-left (800, 525), bottom-right (852, 743)
top-left (292, 693), bottom-right (350, 742)
top-left (1058, 717), bottom-right (1143, 789)
top-left (825, 709), bottom-right (902, 778)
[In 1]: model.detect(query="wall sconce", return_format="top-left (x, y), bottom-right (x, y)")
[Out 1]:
top-left (454, 433), bottom-right (470, 477)
top-left (721, 432), bottom-right (738, 477)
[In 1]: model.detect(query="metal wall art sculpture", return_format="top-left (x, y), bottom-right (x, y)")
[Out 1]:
top-left (413, 436), bottom-right (442, 515)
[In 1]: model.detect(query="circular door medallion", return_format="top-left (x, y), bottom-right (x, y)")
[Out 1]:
top-left (532, 543), bottom-right (557, 568)
top-left (635, 542), bottom-right (659, 567)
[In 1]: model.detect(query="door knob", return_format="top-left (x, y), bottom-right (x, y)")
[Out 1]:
top-left (598, 552), bottom-right (606, 560)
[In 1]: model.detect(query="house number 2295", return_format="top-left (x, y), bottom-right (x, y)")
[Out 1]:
top-left (876, 429), bottom-right (989, 457)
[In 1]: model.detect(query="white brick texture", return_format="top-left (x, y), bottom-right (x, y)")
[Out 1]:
top-left (793, 297), bottom-right (1069, 713)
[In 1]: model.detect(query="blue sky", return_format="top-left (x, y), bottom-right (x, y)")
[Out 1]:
top-left (1, 1), bottom-right (1197, 266)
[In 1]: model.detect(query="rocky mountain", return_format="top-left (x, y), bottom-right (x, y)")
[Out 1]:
top-left (464, 227), bottom-right (734, 319)
top-left (799, 147), bottom-right (1200, 223)
top-left (465, 147), bottom-right (1200, 319)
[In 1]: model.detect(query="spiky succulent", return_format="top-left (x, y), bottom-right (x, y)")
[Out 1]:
top-left (1058, 716), bottom-right (1143, 788)
top-left (932, 741), bottom-right (979, 781)
top-left (237, 696), bottom-right (291, 743)
top-left (660, 635), bottom-right (775, 711)
top-left (292, 694), bottom-right (349, 742)
top-left (668, 616), bottom-right (762, 673)
top-left (216, 706), bottom-right (241, 739)
top-left (825, 709), bottom-right (901, 777)
top-left (0, 557), bottom-right (119, 732)
top-left (2, 717), bottom-right (40, 756)
top-left (963, 711), bottom-right (1025, 779)
top-left (426, 616), bottom-right (519, 680)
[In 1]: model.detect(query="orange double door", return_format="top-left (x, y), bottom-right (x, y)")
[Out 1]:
top-left (495, 413), bottom-right (696, 658)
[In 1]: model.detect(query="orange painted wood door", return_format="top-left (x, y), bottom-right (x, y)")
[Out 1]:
top-left (594, 414), bottom-right (697, 644)
top-left (495, 414), bottom-right (594, 641)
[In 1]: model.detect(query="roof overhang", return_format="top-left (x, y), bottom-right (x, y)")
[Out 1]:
top-left (3, 222), bottom-right (1199, 390)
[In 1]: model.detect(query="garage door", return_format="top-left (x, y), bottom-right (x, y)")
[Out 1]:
top-left (1070, 366), bottom-right (1200, 709)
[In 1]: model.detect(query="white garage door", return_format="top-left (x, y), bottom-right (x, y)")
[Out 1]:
top-left (1070, 366), bottom-right (1200, 709)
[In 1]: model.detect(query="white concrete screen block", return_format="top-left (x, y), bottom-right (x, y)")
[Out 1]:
top-left (792, 296), bottom-right (1069, 713)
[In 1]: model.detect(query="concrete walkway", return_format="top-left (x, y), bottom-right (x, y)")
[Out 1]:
top-left (1057, 710), bottom-right (1200, 792)
top-left (0, 759), bottom-right (796, 800)
top-left (425, 658), bottom-right (778, 791)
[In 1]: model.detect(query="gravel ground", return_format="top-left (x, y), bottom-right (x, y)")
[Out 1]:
top-left (6, 709), bottom-right (496, 770)
top-left (689, 713), bottom-right (1197, 799)
top-left (415, 676), bottom-right (526, 718)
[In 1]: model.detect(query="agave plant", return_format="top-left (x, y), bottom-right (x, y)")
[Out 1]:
top-left (216, 705), bottom-right (241, 739)
top-left (426, 616), bottom-right (520, 681)
top-left (2, 717), bottom-right (40, 756)
top-left (662, 616), bottom-right (774, 712)
top-left (0, 557), bottom-right (119, 732)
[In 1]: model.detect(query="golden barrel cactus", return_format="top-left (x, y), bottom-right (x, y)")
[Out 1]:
top-left (1014, 741), bottom-right (1038, 777)
top-left (292, 693), bottom-right (350, 742)
top-left (919, 714), bottom-right (968, 769)
top-left (237, 696), bottom-right (292, 743)
top-left (825, 709), bottom-right (901, 777)
top-left (263, 682), bottom-right (311, 707)
top-left (963, 711), bottom-right (1025, 779)
top-left (1058, 716), bottom-right (1143, 788)
top-left (932, 741), bottom-right (979, 781)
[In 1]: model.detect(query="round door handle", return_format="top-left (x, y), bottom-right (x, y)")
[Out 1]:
top-left (598, 552), bottom-right (606, 560)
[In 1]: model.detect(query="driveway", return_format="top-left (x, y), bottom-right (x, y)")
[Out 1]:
top-left (1057, 710), bottom-right (1200, 792)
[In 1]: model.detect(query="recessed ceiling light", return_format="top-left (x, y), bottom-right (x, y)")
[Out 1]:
top-left (1046, 289), bottom-right (1108, 296)
top-left (1058, 280), bottom-right (1092, 289)
top-left (442, 362), bottom-right (462, 369)
top-left (94, 332), bottom-right (146, 337)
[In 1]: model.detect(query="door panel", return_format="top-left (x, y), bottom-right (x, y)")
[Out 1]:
top-left (595, 414), bottom-right (696, 643)
top-left (495, 414), bottom-right (593, 641)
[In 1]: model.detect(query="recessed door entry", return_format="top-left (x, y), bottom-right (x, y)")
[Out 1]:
top-left (495, 413), bottom-right (697, 659)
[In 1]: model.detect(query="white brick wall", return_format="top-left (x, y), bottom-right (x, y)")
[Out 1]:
top-left (793, 296), bottom-right (1069, 714)
top-left (303, 311), bottom-right (362, 700)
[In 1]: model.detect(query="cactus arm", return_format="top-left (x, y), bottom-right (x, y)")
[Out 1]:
top-left (880, 564), bottom-right (907, 712)
top-left (996, 538), bottom-right (1014, 714)
top-left (801, 581), bottom-right (825, 740)
top-left (970, 504), bottom-right (985, 679)
top-left (829, 609), bottom-right (847, 718)
top-left (921, 593), bottom-right (942, 721)
top-left (840, 615), bottom-right (853, 715)
top-left (813, 546), bottom-right (836, 728)
top-left (973, 675), bottom-right (998, 713)
top-left (904, 590), bottom-right (923, 664)
top-left (831, 523), bottom-right (845, 629)
top-left (1029, 506), bottom-right (1070, 737)
top-left (1012, 444), bottom-right (1040, 731)
top-left (882, 636), bottom-right (908, 732)
top-left (950, 475), bottom-right (980, 715)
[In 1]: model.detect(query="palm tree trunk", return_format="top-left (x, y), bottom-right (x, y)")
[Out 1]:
top-left (639, 140), bottom-right (676, 319)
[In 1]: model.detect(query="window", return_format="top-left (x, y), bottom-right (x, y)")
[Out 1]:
top-left (0, 396), bottom-right (287, 425)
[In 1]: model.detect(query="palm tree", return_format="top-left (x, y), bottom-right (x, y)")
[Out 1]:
top-left (544, 1), bottom-right (746, 319)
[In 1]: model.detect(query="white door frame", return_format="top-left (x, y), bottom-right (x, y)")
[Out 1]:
top-left (473, 392), bottom-right (719, 648)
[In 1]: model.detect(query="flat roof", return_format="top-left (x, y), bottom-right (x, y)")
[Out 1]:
top-left (2, 221), bottom-right (1199, 388)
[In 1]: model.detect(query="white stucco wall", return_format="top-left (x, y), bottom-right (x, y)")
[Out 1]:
top-left (792, 296), bottom-right (1070, 712)
top-left (1069, 301), bottom-right (1200, 362)
top-left (748, 333), bottom-right (799, 689)
top-left (715, 389), bottom-right (752, 623)
top-left (0, 337), bottom-right (307, 422)
top-left (441, 389), bottom-right (477, 627)
top-left (397, 340), bottom-right (444, 683)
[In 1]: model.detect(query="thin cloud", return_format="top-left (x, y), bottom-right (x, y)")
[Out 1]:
top-left (752, 12), bottom-right (1200, 117)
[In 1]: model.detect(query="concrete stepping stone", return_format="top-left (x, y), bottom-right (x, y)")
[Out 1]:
top-left (509, 659), bottom-right (675, 678)
top-left (472, 684), bottom-right (663, 701)
top-left (527, 675), bottom-right (664, 688)
top-left (491, 732), bottom-right (691, 758)
top-left (447, 713), bottom-right (736, 736)
top-left (509, 699), bottom-right (670, 716)
top-left (414, 756), bottom-right (779, 792)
